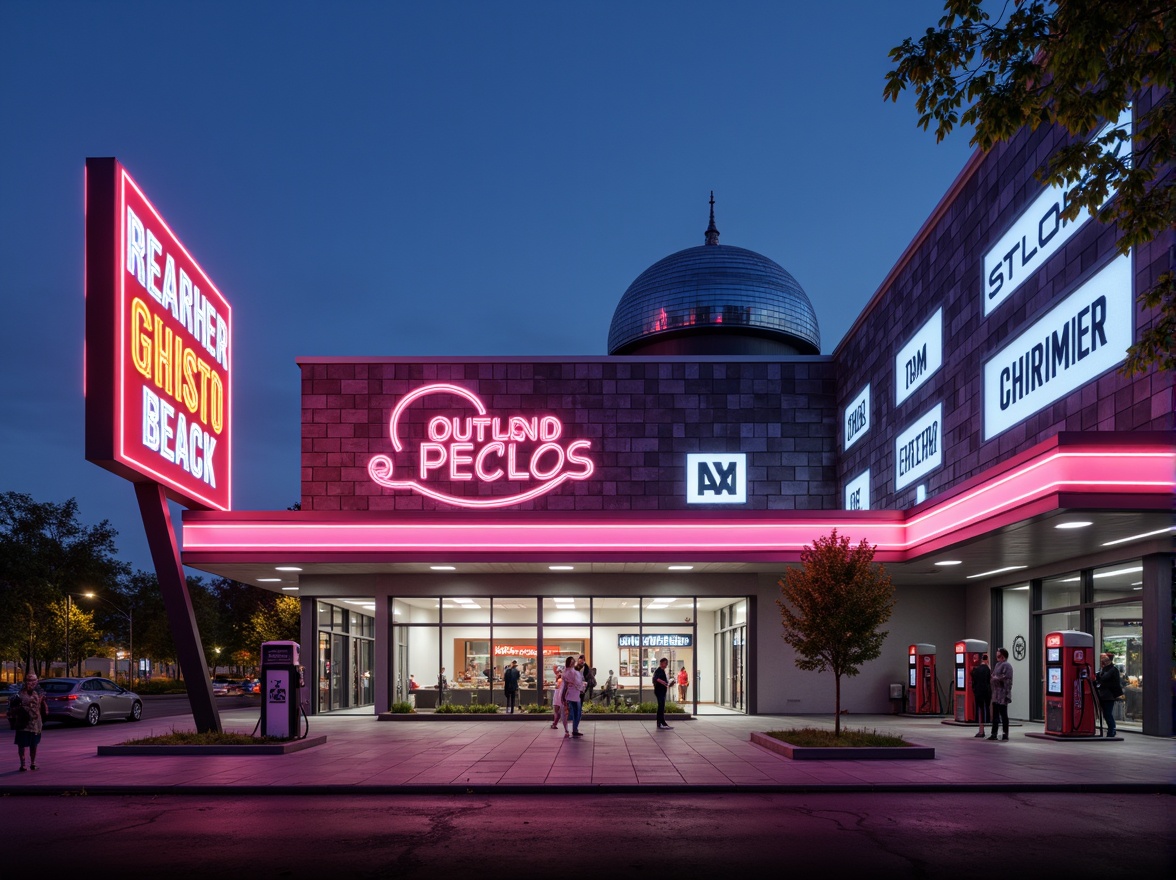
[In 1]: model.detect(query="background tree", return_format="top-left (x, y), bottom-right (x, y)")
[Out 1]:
top-left (884, 0), bottom-right (1174, 373)
top-left (243, 595), bottom-right (302, 651)
top-left (777, 531), bottom-right (896, 736)
top-left (0, 492), bottom-right (128, 676)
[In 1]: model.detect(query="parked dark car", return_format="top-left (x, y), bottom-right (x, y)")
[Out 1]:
top-left (40, 677), bottom-right (143, 726)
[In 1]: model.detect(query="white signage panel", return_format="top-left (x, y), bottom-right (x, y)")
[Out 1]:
top-left (845, 470), bottom-right (870, 511)
top-left (895, 309), bottom-right (943, 405)
top-left (686, 453), bottom-right (747, 504)
top-left (983, 106), bottom-right (1131, 315)
top-left (843, 384), bottom-right (870, 450)
top-left (895, 403), bottom-right (943, 491)
top-left (983, 254), bottom-right (1133, 440)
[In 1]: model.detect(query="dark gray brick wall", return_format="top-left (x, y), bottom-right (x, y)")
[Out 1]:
top-left (301, 359), bottom-right (838, 512)
top-left (835, 86), bottom-right (1173, 510)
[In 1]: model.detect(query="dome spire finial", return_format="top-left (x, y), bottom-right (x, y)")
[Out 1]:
top-left (704, 191), bottom-right (720, 246)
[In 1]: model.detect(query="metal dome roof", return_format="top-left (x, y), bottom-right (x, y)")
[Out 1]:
top-left (607, 199), bottom-right (820, 356)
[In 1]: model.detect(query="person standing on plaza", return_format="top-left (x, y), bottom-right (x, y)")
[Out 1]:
top-left (9, 672), bottom-right (46, 771)
top-left (561, 655), bottom-right (585, 737)
top-left (602, 670), bottom-right (616, 705)
top-left (970, 653), bottom-right (991, 737)
top-left (988, 648), bottom-right (1013, 740)
top-left (653, 657), bottom-right (672, 729)
top-left (503, 659), bottom-right (521, 714)
top-left (551, 664), bottom-right (564, 729)
top-left (677, 664), bottom-right (689, 703)
top-left (1095, 652), bottom-right (1124, 738)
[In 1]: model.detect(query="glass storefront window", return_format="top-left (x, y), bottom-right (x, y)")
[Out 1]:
top-left (491, 597), bottom-right (537, 624)
top-left (593, 597), bottom-right (640, 623)
top-left (1041, 571), bottom-right (1082, 610)
top-left (1095, 602), bottom-right (1143, 725)
top-left (441, 597), bottom-right (490, 624)
top-left (543, 596), bottom-right (589, 624)
top-left (395, 597), bottom-right (439, 624)
top-left (1092, 560), bottom-right (1144, 603)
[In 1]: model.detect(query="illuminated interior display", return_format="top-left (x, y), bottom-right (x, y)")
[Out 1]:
top-left (185, 441), bottom-right (1173, 561)
top-left (983, 106), bottom-right (1131, 315)
top-left (85, 158), bottom-right (232, 511)
top-left (367, 383), bottom-right (594, 508)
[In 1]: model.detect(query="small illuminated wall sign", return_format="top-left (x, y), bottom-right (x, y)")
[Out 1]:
top-left (983, 254), bottom-right (1132, 440)
top-left (367, 383), bottom-right (595, 508)
top-left (843, 384), bottom-right (870, 450)
top-left (983, 106), bottom-right (1131, 315)
top-left (618, 634), bottom-right (693, 648)
top-left (895, 403), bottom-right (943, 491)
top-left (686, 453), bottom-right (747, 504)
top-left (895, 310), bottom-right (942, 405)
top-left (84, 158), bottom-right (232, 511)
top-left (845, 470), bottom-right (870, 511)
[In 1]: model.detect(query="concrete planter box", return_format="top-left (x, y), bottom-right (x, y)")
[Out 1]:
top-left (379, 712), bottom-right (692, 722)
top-left (751, 731), bottom-right (934, 760)
top-left (98, 735), bottom-right (328, 755)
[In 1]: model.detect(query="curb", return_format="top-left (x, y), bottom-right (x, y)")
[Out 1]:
top-left (0, 782), bottom-right (1171, 797)
top-left (750, 731), bottom-right (935, 760)
top-left (96, 735), bottom-right (328, 756)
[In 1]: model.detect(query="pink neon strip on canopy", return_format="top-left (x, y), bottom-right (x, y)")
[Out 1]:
top-left (183, 446), bottom-right (1174, 559)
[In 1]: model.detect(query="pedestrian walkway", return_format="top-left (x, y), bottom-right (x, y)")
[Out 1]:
top-left (2, 707), bottom-right (1172, 794)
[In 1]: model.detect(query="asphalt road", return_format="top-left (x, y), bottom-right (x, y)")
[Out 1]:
top-left (2, 792), bottom-right (1170, 878)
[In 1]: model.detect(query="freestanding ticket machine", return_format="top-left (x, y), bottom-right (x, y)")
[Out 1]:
top-left (953, 639), bottom-right (989, 722)
top-left (907, 643), bottom-right (939, 714)
top-left (260, 640), bottom-right (304, 739)
top-left (1044, 630), bottom-right (1097, 737)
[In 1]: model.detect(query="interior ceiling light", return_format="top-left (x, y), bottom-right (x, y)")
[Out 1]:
top-left (1054, 521), bottom-right (1092, 530)
top-left (275, 566), bottom-right (303, 571)
top-left (257, 578), bottom-right (282, 582)
top-left (934, 560), bottom-right (962, 566)
top-left (430, 565), bottom-right (456, 571)
top-left (1102, 526), bottom-right (1176, 546)
top-left (281, 586), bottom-right (299, 591)
top-left (965, 565), bottom-right (1027, 580)
top-left (668, 565), bottom-right (694, 571)
top-left (549, 565), bottom-right (575, 571)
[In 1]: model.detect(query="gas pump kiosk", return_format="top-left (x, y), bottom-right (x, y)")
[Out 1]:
top-left (907, 643), bottom-right (939, 714)
top-left (1044, 630), bottom-right (1097, 737)
top-left (260, 640), bottom-right (305, 739)
top-left (953, 639), bottom-right (989, 722)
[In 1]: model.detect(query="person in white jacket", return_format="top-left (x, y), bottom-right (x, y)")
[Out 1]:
top-left (560, 656), bottom-right (585, 738)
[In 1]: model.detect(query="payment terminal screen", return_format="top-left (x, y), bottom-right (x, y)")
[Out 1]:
top-left (1047, 667), bottom-right (1062, 695)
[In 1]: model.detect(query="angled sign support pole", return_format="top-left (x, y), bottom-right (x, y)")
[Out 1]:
top-left (136, 482), bottom-right (221, 733)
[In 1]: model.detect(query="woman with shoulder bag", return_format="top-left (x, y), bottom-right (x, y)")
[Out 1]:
top-left (11, 673), bottom-right (47, 771)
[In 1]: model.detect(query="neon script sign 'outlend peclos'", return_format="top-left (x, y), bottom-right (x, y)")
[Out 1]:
top-left (367, 384), bottom-right (594, 508)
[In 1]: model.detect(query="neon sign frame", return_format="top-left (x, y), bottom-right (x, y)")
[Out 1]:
top-left (84, 158), bottom-right (232, 511)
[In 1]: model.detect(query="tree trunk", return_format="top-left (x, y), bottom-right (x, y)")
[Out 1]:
top-left (834, 673), bottom-right (842, 736)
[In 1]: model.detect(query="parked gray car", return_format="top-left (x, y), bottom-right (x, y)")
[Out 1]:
top-left (40, 677), bottom-right (143, 726)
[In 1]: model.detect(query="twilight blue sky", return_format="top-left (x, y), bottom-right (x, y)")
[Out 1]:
top-left (0, 1), bottom-right (973, 573)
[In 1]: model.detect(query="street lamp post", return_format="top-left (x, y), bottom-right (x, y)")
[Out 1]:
top-left (83, 592), bottom-right (133, 689)
top-left (65, 593), bottom-right (71, 678)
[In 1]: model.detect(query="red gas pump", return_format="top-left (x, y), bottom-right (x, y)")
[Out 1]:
top-left (953, 639), bottom-right (989, 722)
top-left (1044, 630), bottom-right (1097, 737)
top-left (906, 643), bottom-right (940, 714)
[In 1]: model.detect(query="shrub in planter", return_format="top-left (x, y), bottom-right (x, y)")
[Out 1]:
top-left (389, 701), bottom-right (416, 714)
